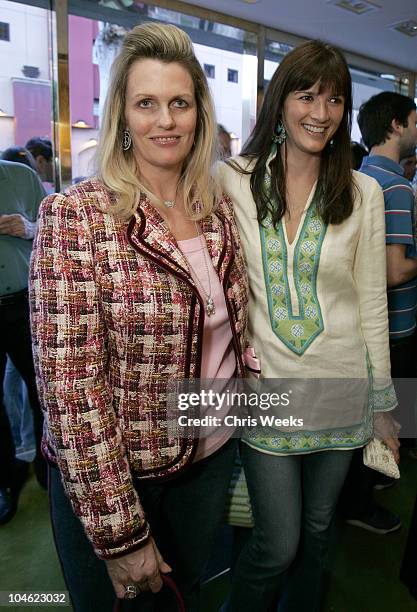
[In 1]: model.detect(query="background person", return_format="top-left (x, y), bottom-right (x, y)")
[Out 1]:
top-left (400, 152), bottom-right (417, 183)
top-left (217, 124), bottom-right (232, 159)
top-left (218, 40), bottom-right (399, 612)
top-left (0, 147), bottom-right (37, 472)
top-left (25, 137), bottom-right (55, 194)
top-left (30, 23), bottom-right (248, 612)
top-left (1, 146), bottom-right (38, 171)
top-left (358, 93), bottom-right (417, 452)
top-left (0, 159), bottom-right (46, 524)
top-left (350, 141), bottom-right (367, 171)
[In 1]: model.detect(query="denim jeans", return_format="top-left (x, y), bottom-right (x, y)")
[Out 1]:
top-left (3, 357), bottom-right (35, 461)
top-left (226, 444), bottom-right (353, 612)
top-left (49, 438), bottom-right (237, 612)
top-left (0, 296), bottom-right (44, 488)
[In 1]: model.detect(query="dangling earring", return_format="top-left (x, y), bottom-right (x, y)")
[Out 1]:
top-left (122, 129), bottom-right (132, 151)
top-left (272, 119), bottom-right (287, 145)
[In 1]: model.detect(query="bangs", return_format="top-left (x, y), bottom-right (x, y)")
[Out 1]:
top-left (286, 48), bottom-right (351, 100)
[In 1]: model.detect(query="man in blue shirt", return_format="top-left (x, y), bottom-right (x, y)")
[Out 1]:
top-left (358, 92), bottom-right (417, 518)
top-left (359, 92), bottom-right (417, 443)
top-left (0, 160), bottom-right (46, 524)
top-left (358, 92), bottom-right (417, 371)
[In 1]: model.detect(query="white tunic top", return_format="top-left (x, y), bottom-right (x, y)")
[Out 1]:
top-left (218, 157), bottom-right (396, 455)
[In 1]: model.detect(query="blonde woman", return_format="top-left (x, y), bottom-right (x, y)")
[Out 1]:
top-left (30, 23), bottom-right (248, 611)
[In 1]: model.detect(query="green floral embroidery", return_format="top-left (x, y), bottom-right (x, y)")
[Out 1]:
top-left (371, 383), bottom-right (397, 412)
top-left (243, 422), bottom-right (373, 454)
top-left (260, 201), bottom-right (327, 355)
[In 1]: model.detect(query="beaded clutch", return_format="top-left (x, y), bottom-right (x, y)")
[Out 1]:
top-left (363, 438), bottom-right (400, 479)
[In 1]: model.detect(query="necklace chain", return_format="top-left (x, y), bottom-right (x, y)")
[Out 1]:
top-left (189, 221), bottom-right (216, 317)
top-left (162, 181), bottom-right (180, 208)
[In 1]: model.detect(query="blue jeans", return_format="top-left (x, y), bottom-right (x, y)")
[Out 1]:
top-left (3, 357), bottom-right (35, 461)
top-left (49, 438), bottom-right (237, 612)
top-left (227, 444), bottom-right (353, 612)
top-left (0, 296), bottom-right (44, 488)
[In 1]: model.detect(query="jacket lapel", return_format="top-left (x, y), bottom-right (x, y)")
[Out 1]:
top-left (128, 196), bottom-right (191, 279)
top-left (127, 195), bottom-right (231, 283)
top-left (203, 205), bottom-right (234, 284)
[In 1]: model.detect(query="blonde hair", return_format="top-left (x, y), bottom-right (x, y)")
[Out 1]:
top-left (96, 22), bottom-right (219, 219)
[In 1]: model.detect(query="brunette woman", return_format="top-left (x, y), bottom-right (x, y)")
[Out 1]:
top-left (218, 40), bottom-right (399, 611)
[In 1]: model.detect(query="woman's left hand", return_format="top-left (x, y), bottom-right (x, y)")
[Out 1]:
top-left (374, 411), bottom-right (401, 464)
top-left (382, 436), bottom-right (401, 464)
top-left (105, 536), bottom-right (172, 599)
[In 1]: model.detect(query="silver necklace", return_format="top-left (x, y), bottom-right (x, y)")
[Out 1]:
top-left (162, 182), bottom-right (180, 208)
top-left (190, 221), bottom-right (216, 317)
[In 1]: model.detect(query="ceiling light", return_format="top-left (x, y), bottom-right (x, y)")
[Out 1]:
top-left (328, 0), bottom-right (380, 15)
top-left (72, 120), bottom-right (92, 128)
top-left (391, 20), bottom-right (417, 37)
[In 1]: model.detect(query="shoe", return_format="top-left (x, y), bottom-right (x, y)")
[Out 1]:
top-left (373, 473), bottom-right (396, 490)
top-left (0, 488), bottom-right (17, 525)
top-left (345, 505), bottom-right (401, 534)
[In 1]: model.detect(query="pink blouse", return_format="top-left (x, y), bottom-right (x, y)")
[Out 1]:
top-left (177, 234), bottom-right (236, 460)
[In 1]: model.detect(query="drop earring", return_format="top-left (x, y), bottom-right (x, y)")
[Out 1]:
top-left (122, 129), bottom-right (132, 151)
top-left (272, 119), bottom-right (287, 145)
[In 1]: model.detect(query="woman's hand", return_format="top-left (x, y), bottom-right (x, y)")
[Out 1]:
top-left (373, 411), bottom-right (401, 464)
top-left (382, 436), bottom-right (401, 464)
top-left (105, 537), bottom-right (172, 599)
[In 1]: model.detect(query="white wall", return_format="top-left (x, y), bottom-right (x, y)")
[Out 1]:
top-left (194, 43), bottom-right (244, 141)
top-left (0, 1), bottom-right (50, 115)
top-left (0, 116), bottom-right (15, 152)
top-left (71, 128), bottom-right (98, 179)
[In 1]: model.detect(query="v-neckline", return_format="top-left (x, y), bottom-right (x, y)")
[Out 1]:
top-left (282, 182), bottom-right (317, 248)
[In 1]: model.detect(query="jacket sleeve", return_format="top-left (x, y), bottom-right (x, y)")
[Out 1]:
top-left (353, 175), bottom-right (397, 412)
top-left (29, 192), bottom-right (150, 558)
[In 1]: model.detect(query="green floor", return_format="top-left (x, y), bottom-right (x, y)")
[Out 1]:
top-left (1, 453), bottom-right (416, 612)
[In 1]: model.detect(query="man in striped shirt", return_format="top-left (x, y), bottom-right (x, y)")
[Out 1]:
top-left (358, 92), bottom-right (417, 374)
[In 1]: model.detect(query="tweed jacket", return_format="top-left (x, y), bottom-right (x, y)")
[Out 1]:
top-left (29, 178), bottom-right (248, 559)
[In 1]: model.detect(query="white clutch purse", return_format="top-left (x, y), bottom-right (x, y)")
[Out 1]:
top-left (363, 438), bottom-right (400, 479)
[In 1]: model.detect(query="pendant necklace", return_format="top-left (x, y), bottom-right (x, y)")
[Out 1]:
top-left (162, 181), bottom-right (180, 208)
top-left (190, 221), bottom-right (216, 317)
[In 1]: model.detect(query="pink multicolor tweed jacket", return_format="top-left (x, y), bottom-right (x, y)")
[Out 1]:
top-left (29, 178), bottom-right (248, 559)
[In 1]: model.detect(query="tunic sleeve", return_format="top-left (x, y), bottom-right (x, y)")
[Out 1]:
top-left (353, 176), bottom-right (397, 412)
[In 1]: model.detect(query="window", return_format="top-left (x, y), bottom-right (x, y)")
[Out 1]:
top-left (22, 65), bottom-right (40, 78)
top-left (0, 21), bottom-right (10, 41)
top-left (227, 68), bottom-right (238, 83)
top-left (204, 63), bottom-right (215, 79)
top-left (67, 1), bottom-right (258, 173)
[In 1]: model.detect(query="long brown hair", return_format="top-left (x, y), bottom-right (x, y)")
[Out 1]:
top-left (230, 40), bottom-right (357, 228)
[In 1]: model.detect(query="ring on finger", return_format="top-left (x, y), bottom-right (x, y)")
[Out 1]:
top-left (124, 584), bottom-right (140, 599)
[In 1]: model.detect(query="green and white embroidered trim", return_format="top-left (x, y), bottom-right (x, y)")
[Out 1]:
top-left (371, 383), bottom-right (398, 412)
top-left (242, 373), bottom-right (375, 454)
top-left (242, 421), bottom-right (373, 454)
top-left (259, 191), bottom-right (327, 355)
